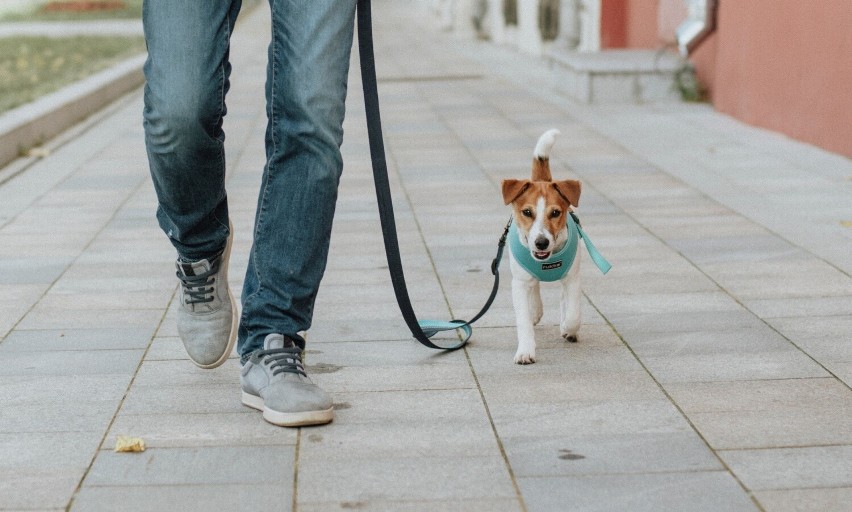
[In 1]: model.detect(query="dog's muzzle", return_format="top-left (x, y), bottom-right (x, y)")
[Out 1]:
top-left (533, 236), bottom-right (551, 260)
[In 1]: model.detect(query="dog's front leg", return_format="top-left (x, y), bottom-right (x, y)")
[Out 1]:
top-left (560, 255), bottom-right (582, 342)
top-left (510, 259), bottom-right (539, 364)
top-left (530, 280), bottom-right (543, 325)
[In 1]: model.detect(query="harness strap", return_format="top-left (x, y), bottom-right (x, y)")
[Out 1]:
top-left (571, 212), bottom-right (612, 275)
top-left (357, 0), bottom-right (505, 350)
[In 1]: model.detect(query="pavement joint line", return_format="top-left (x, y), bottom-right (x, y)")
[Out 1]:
top-left (462, 346), bottom-right (529, 512)
top-left (582, 292), bottom-right (768, 512)
top-left (716, 443), bottom-right (852, 452)
top-left (292, 428), bottom-right (301, 511)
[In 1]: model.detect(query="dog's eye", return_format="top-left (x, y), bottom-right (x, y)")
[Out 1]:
top-left (550, 209), bottom-right (561, 218)
top-left (522, 209), bottom-right (533, 218)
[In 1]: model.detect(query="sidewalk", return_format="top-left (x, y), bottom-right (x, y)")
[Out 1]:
top-left (1, 1), bottom-right (850, 511)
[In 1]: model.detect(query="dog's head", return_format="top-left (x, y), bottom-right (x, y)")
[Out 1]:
top-left (501, 130), bottom-right (581, 261)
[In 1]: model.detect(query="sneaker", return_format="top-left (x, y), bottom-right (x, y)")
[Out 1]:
top-left (175, 227), bottom-right (237, 369)
top-left (241, 334), bottom-right (334, 427)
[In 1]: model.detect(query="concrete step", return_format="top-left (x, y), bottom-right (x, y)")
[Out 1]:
top-left (548, 48), bottom-right (684, 104)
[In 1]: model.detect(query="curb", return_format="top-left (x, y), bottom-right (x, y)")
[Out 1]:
top-left (0, 52), bottom-right (147, 173)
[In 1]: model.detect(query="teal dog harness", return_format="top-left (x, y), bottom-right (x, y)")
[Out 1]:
top-left (508, 213), bottom-right (611, 281)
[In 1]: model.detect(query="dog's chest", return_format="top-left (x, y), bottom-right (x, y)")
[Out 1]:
top-left (508, 221), bottom-right (579, 282)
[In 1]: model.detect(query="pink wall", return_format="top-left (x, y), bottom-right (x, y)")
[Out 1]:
top-left (710, 0), bottom-right (852, 157)
top-left (655, 0), bottom-right (685, 45)
top-left (601, 0), bottom-right (658, 49)
top-left (624, 0), bottom-right (658, 48)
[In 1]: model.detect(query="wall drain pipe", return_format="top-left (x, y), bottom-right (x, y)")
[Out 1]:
top-left (676, 0), bottom-right (718, 56)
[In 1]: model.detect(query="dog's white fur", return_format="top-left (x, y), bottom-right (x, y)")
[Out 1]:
top-left (505, 130), bottom-right (582, 364)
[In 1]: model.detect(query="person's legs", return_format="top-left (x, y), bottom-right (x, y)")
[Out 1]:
top-left (238, 0), bottom-right (357, 357)
top-left (143, 0), bottom-right (242, 368)
top-left (143, 0), bottom-right (241, 260)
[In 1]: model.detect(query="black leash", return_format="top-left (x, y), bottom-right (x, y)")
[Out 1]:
top-left (356, 0), bottom-right (506, 350)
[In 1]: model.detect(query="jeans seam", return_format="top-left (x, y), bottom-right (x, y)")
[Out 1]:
top-left (242, 0), bottom-right (278, 344)
top-left (211, 7), bottom-right (233, 236)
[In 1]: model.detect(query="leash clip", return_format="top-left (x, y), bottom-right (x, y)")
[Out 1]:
top-left (491, 216), bottom-right (513, 275)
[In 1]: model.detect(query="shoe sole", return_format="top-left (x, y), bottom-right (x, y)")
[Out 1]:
top-left (241, 391), bottom-right (334, 427)
top-left (195, 220), bottom-right (239, 370)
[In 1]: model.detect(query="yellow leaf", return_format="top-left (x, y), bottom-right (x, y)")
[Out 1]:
top-left (114, 436), bottom-right (146, 453)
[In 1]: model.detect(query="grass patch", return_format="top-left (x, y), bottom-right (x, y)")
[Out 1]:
top-left (0, 35), bottom-right (146, 114)
top-left (1, 1), bottom-right (143, 21)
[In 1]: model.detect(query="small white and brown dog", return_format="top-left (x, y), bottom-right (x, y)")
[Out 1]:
top-left (502, 129), bottom-right (582, 364)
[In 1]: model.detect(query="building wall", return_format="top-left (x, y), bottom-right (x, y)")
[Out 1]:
top-left (600, 0), bottom-right (658, 49)
top-left (710, 0), bottom-right (852, 157)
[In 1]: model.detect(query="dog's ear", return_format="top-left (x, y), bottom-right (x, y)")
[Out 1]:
top-left (553, 180), bottom-right (581, 207)
top-left (502, 179), bottom-right (530, 205)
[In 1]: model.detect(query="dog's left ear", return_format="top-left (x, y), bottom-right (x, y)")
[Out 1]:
top-left (553, 180), bottom-right (581, 207)
top-left (502, 179), bottom-right (530, 205)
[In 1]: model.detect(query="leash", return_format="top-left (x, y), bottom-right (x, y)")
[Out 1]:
top-left (356, 0), bottom-right (505, 350)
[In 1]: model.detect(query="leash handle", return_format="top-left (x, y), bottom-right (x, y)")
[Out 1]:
top-left (358, 0), bottom-right (498, 350)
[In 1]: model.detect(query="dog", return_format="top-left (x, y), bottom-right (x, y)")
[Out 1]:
top-left (502, 129), bottom-right (582, 364)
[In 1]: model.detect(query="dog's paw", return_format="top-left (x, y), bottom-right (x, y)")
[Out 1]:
top-left (563, 333), bottom-right (578, 343)
top-left (514, 351), bottom-right (536, 364)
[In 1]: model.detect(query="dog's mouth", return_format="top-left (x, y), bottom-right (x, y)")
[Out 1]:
top-left (533, 250), bottom-right (551, 260)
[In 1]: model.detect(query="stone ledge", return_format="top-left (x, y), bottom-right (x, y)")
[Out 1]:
top-left (548, 48), bottom-right (683, 104)
top-left (0, 53), bottom-right (146, 172)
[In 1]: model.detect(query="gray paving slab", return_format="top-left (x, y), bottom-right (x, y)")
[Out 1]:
top-left (742, 296), bottom-right (852, 319)
top-left (297, 455), bottom-right (516, 504)
top-left (754, 488), bottom-right (852, 512)
top-left (518, 471), bottom-right (758, 512)
top-left (104, 411), bottom-right (297, 449)
top-left (84, 445), bottom-right (295, 486)
top-left (0, 349), bottom-right (143, 377)
top-left (299, 499), bottom-right (523, 512)
top-left (502, 432), bottom-right (721, 477)
top-left (719, 446), bottom-right (852, 490)
top-left (72, 484), bottom-right (289, 512)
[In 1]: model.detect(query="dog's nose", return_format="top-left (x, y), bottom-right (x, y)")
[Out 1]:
top-left (535, 236), bottom-right (549, 250)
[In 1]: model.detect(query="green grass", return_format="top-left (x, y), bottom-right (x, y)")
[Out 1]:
top-left (1, 1), bottom-right (143, 22)
top-left (0, 35), bottom-right (146, 114)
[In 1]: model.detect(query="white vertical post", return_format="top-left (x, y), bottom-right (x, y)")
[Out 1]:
top-left (578, 0), bottom-right (600, 52)
top-left (517, 0), bottom-right (543, 55)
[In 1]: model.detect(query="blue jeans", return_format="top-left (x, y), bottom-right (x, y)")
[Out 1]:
top-left (143, 0), bottom-right (356, 355)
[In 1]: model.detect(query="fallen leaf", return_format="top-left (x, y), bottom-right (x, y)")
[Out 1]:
top-left (114, 436), bottom-right (145, 453)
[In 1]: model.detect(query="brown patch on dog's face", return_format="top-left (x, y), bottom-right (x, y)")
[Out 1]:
top-left (502, 179), bottom-right (582, 259)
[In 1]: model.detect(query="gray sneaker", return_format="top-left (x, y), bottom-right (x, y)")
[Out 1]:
top-left (241, 334), bottom-right (334, 427)
top-left (175, 229), bottom-right (237, 369)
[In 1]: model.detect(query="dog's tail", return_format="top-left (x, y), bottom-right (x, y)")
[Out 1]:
top-left (532, 129), bottom-right (560, 181)
top-left (534, 129), bottom-right (560, 160)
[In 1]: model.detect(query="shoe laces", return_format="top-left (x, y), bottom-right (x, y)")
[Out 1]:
top-left (257, 347), bottom-right (308, 378)
top-left (177, 256), bottom-right (221, 305)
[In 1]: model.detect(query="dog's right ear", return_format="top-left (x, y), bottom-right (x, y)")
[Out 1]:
top-left (502, 179), bottom-right (530, 205)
